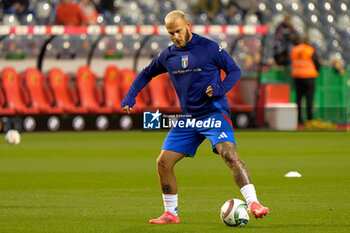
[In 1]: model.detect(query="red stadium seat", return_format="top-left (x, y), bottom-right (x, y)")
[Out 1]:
top-left (76, 66), bottom-right (112, 114)
top-left (255, 83), bottom-right (291, 127)
top-left (163, 74), bottom-right (180, 108)
top-left (264, 84), bottom-right (290, 104)
top-left (119, 68), bottom-right (150, 113)
top-left (221, 71), bottom-right (252, 112)
top-left (226, 80), bottom-right (253, 112)
top-left (0, 86), bottom-right (15, 115)
top-left (148, 73), bottom-right (181, 113)
top-left (1, 67), bottom-right (39, 114)
top-left (148, 74), bottom-right (171, 108)
top-left (48, 68), bottom-right (88, 114)
top-left (103, 65), bottom-right (123, 113)
top-left (24, 68), bottom-right (64, 114)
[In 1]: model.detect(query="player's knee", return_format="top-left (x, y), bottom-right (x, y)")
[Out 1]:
top-left (156, 156), bottom-right (171, 170)
top-left (222, 150), bottom-right (234, 163)
top-left (217, 143), bottom-right (238, 163)
top-left (221, 149), bottom-right (241, 165)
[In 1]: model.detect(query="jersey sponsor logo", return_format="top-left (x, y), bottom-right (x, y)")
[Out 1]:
top-left (182, 55), bottom-right (188, 68)
top-left (172, 68), bottom-right (201, 74)
top-left (218, 132), bottom-right (228, 139)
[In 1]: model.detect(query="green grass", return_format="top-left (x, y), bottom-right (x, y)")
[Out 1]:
top-left (0, 131), bottom-right (349, 233)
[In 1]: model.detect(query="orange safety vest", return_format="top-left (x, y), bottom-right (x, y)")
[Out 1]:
top-left (291, 44), bottom-right (318, 78)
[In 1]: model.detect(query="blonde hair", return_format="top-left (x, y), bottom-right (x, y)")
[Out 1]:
top-left (164, 10), bottom-right (188, 24)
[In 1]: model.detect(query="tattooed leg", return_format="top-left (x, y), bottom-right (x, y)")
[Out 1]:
top-left (162, 184), bottom-right (172, 194)
top-left (156, 150), bottom-right (186, 194)
top-left (216, 141), bottom-right (251, 188)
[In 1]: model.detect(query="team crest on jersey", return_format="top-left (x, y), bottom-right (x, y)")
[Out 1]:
top-left (182, 55), bottom-right (188, 68)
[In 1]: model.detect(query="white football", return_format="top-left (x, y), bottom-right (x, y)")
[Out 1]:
top-left (220, 199), bottom-right (249, 227)
top-left (5, 129), bottom-right (21, 145)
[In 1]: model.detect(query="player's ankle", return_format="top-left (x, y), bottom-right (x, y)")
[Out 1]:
top-left (167, 209), bottom-right (178, 217)
top-left (163, 194), bottom-right (178, 217)
top-left (240, 184), bottom-right (259, 205)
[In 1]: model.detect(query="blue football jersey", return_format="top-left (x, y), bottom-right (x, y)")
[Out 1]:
top-left (121, 33), bottom-right (241, 117)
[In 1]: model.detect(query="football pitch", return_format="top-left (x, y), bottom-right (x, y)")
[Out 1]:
top-left (0, 130), bottom-right (349, 233)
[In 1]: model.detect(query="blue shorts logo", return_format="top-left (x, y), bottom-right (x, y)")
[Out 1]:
top-left (143, 109), bottom-right (162, 129)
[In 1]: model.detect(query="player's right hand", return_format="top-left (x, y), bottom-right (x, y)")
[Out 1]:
top-left (206, 85), bottom-right (213, 97)
top-left (122, 105), bottom-right (132, 114)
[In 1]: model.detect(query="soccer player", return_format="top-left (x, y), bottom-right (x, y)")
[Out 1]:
top-left (121, 10), bottom-right (269, 224)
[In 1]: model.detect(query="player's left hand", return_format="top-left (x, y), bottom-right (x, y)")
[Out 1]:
top-left (122, 105), bottom-right (132, 114)
top-left (206, 85), bottom-right (213, 97)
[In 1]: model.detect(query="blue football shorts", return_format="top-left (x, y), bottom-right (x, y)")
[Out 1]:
top-left (161, 112), bottom-right (236, 157)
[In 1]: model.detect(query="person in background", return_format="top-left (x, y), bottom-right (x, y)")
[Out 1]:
top-left (274, 13), bottom-right (298, 66)
top-left (230, 0), bottom-right (262, 23)
top-left (224, 3), bottom-right (239, 20)
top-left (3, 0), bottom-right (30, 17)
top-left (290, 36), bottom-right (321, 124)
top-left (94, 0), bottom-right (119, 17)
top-left (56, 0), bottom-right (83, 25)
top-left (193, 0), bottom-right (220, 22)
top-left (79, 0), bottom-right (98, 25)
